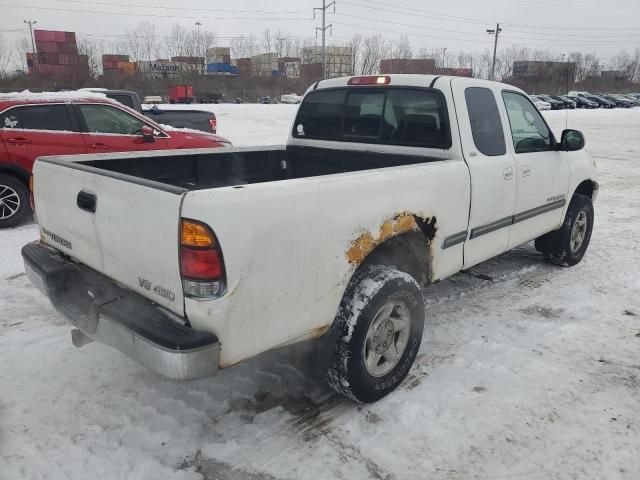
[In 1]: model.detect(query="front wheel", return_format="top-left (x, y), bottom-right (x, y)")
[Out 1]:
top-left (535, 193), bottom-right (594, 266)
top-left (327, 265), bottom-right (425, 403)
top-left (0, 174), bottom-right (30, 229)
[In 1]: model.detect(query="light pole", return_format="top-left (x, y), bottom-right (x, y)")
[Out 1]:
top-left (24, 19), bottom-right (37, 73)
top-left (486, 23), bottom-right (502, 81)
top-left (195, 21), bottom-right (203, 76)
top-left (442, 47), bottom-right (447, 69)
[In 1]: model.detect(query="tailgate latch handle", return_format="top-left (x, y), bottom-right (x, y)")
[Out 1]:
top-left (77, 190), bottom-right (97, 213)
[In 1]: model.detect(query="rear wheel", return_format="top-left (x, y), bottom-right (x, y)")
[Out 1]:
top-left (327, 265), bottom-right (425, 403)
top-left (0, 174), bottom-right (29, 229)
top-left (535, 193), bottom-right (594, 266)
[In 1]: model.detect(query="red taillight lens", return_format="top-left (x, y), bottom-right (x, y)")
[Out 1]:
top-left (348, 75), bottom-right (390, 86)
top-left (181, 248), bottom-right (222, 279)
top-left (180, 218), bottom-right (226, 298)
top-left (209, 118), bottom-right (217, 133)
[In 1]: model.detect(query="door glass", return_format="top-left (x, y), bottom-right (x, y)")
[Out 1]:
top-left (464, 87), bottom-right (506, 156)
top-left (79, 104), bottom-right (146, 135)
top-left (1, 105), bottom-right (73, 131)
top-left (502, 91), bottom-right (552, 154)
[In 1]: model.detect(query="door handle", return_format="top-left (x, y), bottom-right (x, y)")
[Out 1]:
top-left (87, 143), bottom-right (109, 150)
top-left (503, 167), bottom-right (514, 180)
top-left (7, 137), bottom-right (32, 145)
top-left (521, 166), bottom-right (532, 177)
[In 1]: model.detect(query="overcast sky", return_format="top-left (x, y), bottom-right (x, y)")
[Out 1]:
top-left (2, 0), bottom-right (639, 65)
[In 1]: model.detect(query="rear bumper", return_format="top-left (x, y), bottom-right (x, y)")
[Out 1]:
top-left (22, 241), bottom-right (220, 380)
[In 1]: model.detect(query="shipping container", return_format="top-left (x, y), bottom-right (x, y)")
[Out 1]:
top-left (168, 85), bottom-right (194, 103)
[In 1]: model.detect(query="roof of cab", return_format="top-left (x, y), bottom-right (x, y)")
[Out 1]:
top-left (307, 74), bottom-right (511, 93)
top-left (0, 90), bottom-right (123, 112)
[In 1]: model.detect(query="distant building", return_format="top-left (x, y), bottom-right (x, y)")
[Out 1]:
top-left (278, 57), bottom-right (301, 78)
top-left (380, 58), bottom-right (436, 74)
top-left (436, 67), bottom-right (474, 77)
top-left (301, 46), bottom-right (352, 78)
top-left (137, 60), bottom-right (186, 78)
top-left (513, 61), bottom-right (576, 79)
top-left (251, 53), bottom-right (278, 77)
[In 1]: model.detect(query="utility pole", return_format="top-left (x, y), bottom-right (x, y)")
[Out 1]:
top-left (441, 47), bottom-right (447, 69)
top-left (314, 0), bottom-right (335, 80)
top-left (486, 23), bottom-right (502, 81)
top-left (24, 20), bottom-right (37, 74)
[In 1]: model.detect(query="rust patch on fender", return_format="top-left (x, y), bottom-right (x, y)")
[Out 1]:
top-left (346, 212), bottom-right (435, 265)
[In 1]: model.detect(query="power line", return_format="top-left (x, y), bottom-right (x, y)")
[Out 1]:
top-left (52, 0), bottom-right (306, 15)
top-left (0, 4), bottom-right (312, 21)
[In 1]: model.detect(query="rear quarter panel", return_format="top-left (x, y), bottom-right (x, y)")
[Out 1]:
top-left (181, 159), bottom-right (470, 367)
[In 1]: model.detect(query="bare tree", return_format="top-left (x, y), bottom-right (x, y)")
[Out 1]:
top-left (14, 37), bottom-right (31, 72)
top-left (230, 35), bottom-right (259, 59)
top-left (78, 37), bottom-right (105, 78)
top-left (124, 22), bottom-right (160, 63)
top-left (0, 35), bottom-right (14, 78)
top-left (359, 35), bottom-right (387, 75)
top-left (349, 34), bottom-right (362, 75)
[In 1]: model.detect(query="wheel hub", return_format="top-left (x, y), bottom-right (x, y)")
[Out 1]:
top-left (363, 300), bottom-right (411, 377)
top-left (570, 210), bottom-right (588, 253)
top-left (0, 185), bottom-right (21, 220)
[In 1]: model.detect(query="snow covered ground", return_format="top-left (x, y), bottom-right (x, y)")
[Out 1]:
top-left (1, 106), bottom-right (639, 480)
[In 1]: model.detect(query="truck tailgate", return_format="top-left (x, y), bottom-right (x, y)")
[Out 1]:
top-left (33, 158), bottom-right (185, 316)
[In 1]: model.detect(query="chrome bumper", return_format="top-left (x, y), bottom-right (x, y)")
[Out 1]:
top-left (22, 241), bottom-right (219, 380)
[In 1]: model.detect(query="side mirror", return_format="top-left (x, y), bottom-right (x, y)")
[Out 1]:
top-left (560, 129), bottom-right (584, 151)
top-left (141, 125), bottom-right (155, 143)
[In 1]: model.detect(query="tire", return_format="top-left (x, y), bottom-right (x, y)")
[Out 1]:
top-left (0, 174), bottom-right (29, 229)
top-left (327, 265), bottom-right (425, 403)
top-left (534, 193), bottom-right (594, 266)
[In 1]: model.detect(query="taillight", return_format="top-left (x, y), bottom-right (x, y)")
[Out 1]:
top-left (348, 75), bottom-right (390, 86)
top-left (180, 219), bottom-right (226, 298)
top-left (209, 118), bottom-right (217, 133)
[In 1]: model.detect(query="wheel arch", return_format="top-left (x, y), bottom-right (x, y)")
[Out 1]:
top-left (573, 179), bottom-right (598, 199)
top-left (345, 213), bottom-right (438, 288)
top-left (0, 163), bottom-right (30, 186)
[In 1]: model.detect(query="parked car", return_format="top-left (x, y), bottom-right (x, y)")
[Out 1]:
top-left (598, 94), bottom-right (633, 108)
top-left (548, 95), bottom-right (576, 109)
top-left (536, 94), bottom-right (566, 110)
top-left (142, 95), bottom-right (163, 104)
top-left (583, 95), bottom-right (615, 109)
top-left (567, 95), bottom-right (599, 109)
top-left (618, 94), bottom-right (640, 106)
top-left (280, 93), bottom-right (303, 104)
top-left (87, 89), bottom-right (218, 134)
top-left (23, 75), bottom-right (598, 403)
top-left (0, 91), bottom-right (230, 227)
top-left (530, 95), bottom-right (551, 110)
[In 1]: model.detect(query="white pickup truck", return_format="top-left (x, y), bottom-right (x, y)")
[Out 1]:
top-left (23, 75), bottom-right (598, 403)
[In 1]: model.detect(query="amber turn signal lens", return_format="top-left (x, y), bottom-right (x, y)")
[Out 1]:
top-left (181, 220), bottom-right (215, 247)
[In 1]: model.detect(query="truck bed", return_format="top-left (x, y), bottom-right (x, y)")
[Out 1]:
top-left (57, 145), bottom-right (446, 191)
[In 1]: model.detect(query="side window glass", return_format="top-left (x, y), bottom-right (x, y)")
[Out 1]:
top-left (293, 89), bottom-right (346, 140)
top-left (502, 91), bottom-right (552, 154)
top-left (1, 105), bottom-right (72, 131)
top-left (79, 104), bottom-right (146, 135)
top-left (464, 87), bottom-right (506, 156)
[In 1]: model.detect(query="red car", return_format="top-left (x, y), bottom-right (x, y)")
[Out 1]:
top-left (0, 92), bottom-right (230, 227)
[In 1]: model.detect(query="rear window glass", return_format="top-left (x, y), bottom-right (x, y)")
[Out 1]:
top-left (1, 104), bottom-right (73, 131)
top-left (293, 87), bottom-right (450, 149)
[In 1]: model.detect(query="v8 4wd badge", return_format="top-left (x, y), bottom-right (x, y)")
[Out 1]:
top-left (138, 277), bottom-right (176, 301)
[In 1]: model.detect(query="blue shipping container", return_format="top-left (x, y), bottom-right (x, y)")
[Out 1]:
top-left (206, 63), bottom-right (231, 73)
